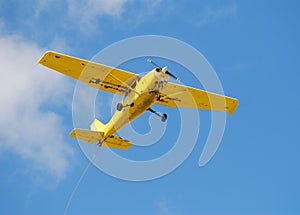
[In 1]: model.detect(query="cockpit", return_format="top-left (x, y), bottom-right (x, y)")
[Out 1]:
top-left (124, 75), bottom-right (141, 98)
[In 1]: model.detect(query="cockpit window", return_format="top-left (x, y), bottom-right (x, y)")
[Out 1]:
top-left (124, 90), bottom-right (129, 97)
top-left (124, 77), bottom-right (139, 98)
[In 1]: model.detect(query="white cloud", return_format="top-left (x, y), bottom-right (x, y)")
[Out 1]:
top-left (156, 199), bottom-right (171, 215)
top-left (66, 0), bottom-right (129, 32)
top-left (197, 3), bottom-right (238, 26)
top-left (122, 0), bottom-right (164, 28)
top-left (32, 0), bottom-right (164, 33)
top-left (0, 33), bottom-right (74, 181)
top-left (49, 35), bottom-right (72, 53)
top-left (1, 0), bottom-right (166, 39)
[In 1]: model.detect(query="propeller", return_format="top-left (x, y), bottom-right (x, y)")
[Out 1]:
top-left (147, 59), bottom-right (179, 81)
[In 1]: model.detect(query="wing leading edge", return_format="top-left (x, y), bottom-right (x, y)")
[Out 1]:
top-left (38, 51), bottom-right (138, 94)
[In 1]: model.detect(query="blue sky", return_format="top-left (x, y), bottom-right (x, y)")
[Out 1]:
top-left (0, 0), bottom-right (300, 214)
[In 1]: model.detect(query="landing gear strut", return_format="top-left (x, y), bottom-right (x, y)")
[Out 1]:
top-left (147, 108), bottom-right (167, 122)
top-left (156, 93), bottom-right (161, 101)
top-left (150, 90), bottom-right (161, 101)
top-left (117, 102), bottom-right (134, 111)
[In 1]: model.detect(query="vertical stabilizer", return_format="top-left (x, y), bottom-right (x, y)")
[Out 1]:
top-left (70, 119), bottom-right (132, 149)
top-left (90, 118), bottom-right (106, 132)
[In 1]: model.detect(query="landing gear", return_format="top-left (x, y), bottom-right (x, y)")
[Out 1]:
top-left (147, 108), bottom-right (167, 122)
top-left (156, 93), bottom-right (161, 101)
top-left (117, 103), bottom-right (123, 111)
top-left (150, 90), bottom-right (161, 101)
top-left (117, 102), bottom-right (134, 111)
top-left (161, 113), bottom-right (167, 122)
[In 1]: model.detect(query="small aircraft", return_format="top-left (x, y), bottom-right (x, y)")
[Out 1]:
top-left (38, 51), bottom-right (238, 150)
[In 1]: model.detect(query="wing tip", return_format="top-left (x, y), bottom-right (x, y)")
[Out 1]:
top-left (36, 50), bottom-right (54, 66)
top-left (69, 128), bottom-right (77, 138)
top-left (228, 98), bottom-right (239, 115)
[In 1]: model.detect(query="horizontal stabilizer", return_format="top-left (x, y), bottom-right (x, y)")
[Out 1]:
top-left (102, 134), bottom-right (132, 150)
top-left (69, 129), bottom-right (132, 150)
top-left (69, 128), bottom-right (103, 144)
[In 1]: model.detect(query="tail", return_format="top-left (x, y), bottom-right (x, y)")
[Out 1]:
top-left (90, 118), bottom-right (106, 132)
top-left (69, 118), bottom-right (132, 150)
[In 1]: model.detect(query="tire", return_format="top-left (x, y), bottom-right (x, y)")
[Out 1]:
top-left (117, 103), bottom-right (123, 111)
top-left (161, 113), bottom-right (167, 122)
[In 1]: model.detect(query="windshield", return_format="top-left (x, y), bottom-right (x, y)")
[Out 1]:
top-left (124, 76), bottom-right (140, 98)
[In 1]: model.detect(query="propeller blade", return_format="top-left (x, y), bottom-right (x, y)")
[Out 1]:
top-left (147, 59), bottom-right (160, 68)
top-left (147, 59), bottom-right (179, 81)
top-left (165, 70), bottom-right (179, 81)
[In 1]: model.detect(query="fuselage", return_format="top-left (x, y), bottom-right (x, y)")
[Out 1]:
top-left (102, 68), bottom-right (169, 140)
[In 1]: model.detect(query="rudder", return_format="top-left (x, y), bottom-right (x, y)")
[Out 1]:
top-left (90, 118), bottom-right (106, 132)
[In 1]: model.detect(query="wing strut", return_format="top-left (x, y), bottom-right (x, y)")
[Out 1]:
top-left (109, 72), bottom-right (141, 96)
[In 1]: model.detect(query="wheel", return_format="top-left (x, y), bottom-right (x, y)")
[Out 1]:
top-left (161, 113), bottom-right (167, 122)
top-left (117, 103), bottom-right (123, 111)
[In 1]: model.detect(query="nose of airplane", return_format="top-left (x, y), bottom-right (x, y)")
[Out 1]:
top-left (162, 66), bottom-right (168, 73)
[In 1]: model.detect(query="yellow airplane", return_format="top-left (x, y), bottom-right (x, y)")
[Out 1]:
top-left (38, 51), bottom-right (238, 150)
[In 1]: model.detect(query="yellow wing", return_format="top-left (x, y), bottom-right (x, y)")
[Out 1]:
top-left (69, 129), bottom-right (132, 150)
top-left (38, 51), bottom-right (138, 94)
top-left (156, 82), bottom-right (238, 115)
